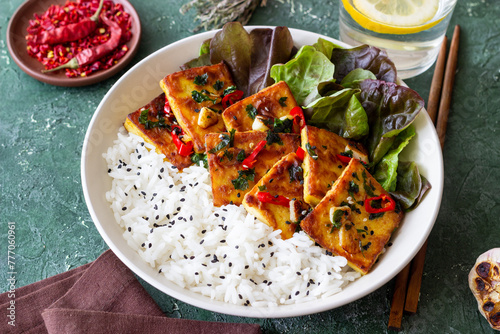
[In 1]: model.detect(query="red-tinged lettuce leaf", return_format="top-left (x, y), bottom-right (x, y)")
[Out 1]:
top-left (206, 22), bottom-right (294, 96)
top-left (331, 45), bottom-right (397, 83)
top-left (391, 161), bottom-right (432, 211)
top-left (248, 27), bottom-right (294, 95)
top-left (209, 22), bottom-right (253, 94)
top-left (358, 79), bottom-right (424, 164)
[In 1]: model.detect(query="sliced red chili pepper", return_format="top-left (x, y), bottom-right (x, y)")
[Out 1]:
top-left (290, 106), bottom-right (306, 131)
top-left (222, 90), bottom-right (244, 109)
top-left (257, 191), bottom-right (290, 207)
top-left (336, 154), bottom-right (352, 164)
top-left (296, 147), bottom-right (305, 160)
top-left (171, 125), bottom-right (193, 157)
top-left (365, 194), bottom-right (396, 214)
top-left (241, 140), bottom-right (266, 170)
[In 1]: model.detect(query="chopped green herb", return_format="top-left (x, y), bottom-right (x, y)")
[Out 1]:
top-left (357, 229), bottom-right (368, 234)
top-left (271, 117), bottom-right (293, 133)
top-left (231, 168), bottom-right (255, 190)
top-left (192, 90), bottom-right (216, 104)
top-left (278, 96), bottom-right (287, 107)
top-left (305, 143), bottom-right (318, 160)
top-left (208, 129), bottom-right (235, 153)
top-left (191, 152), bottom-right (208, 168)
top-left (223, 149), bottom-right (234, 161)
top-left (258, 185), bottom-right (267, 191)
top-left (352, 172), bottom-right (359, 181)
top-left (288, 165), bottom-right (303, 183)
top-left (222, 85), bottom-right (237, 96)
top-left (138, 109), bottom-right (170, 130)
top-left (194, 73), bottom-right (208, 86)
top-left (265, 131), bottom-right (283, 145)
top-left (236, 149), bottom-right (246, 162)
top-left (213, 80), bottom-right (224, 91)
top-left (362, 170), bottom-right (376, 197)
top-left (246, 104), bottom-right (257, 120)
top-left (348, 181), bottom-right (359, 198)
top-left (329, 209), bottom-right (344, 233)
top-left (369, 212), bottom-right (385, 220)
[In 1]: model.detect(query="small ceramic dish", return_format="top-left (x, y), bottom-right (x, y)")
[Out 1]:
top-left (6, 0), bottom-right (141, 87)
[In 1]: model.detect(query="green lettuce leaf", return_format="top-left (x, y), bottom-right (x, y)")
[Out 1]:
top-left (270, 45), bottom-right (335, 105)
top-left (306, 89), bottom-right (369, 140)
top-left (358, 79), bottom-right (424, 164)
top-left (391, 161), bottom-right (432, 211)
top-left (373, 125), bottom-right (416, 191)
top-left (340, 68), bottom-right (376, 88)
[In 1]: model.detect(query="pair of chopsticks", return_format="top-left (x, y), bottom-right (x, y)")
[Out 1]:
top-left (388, 25), bottom-right (460, 331)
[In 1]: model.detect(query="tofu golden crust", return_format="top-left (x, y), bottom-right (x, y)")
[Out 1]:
top-left (206, 131), bottom-right (300, 207)
top-left (222, 81), bottom-right (298, 132)
top-left (243, 152), bottom-right (309, 239)
top-left (300, 159), bottom-right (404, 275)
top-left (123, 93), bottom-right (192, 170)
top-left (160, 63), bottom-right (234, 153)
top-left (301, 125), bottom-right (368, 207)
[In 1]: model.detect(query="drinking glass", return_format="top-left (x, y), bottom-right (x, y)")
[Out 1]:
top-left (339, 0), bottom-right (457, 79)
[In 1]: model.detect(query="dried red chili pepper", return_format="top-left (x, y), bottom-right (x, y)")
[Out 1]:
top-left (365, 194), bottom-right (396, 214)
top-left (31, 0), bottom-right (104, 45)
top-left (222, 90), bottom-right (244, 109)
top-left (257, 192), bottom-right (290, 207)
top-left (42, 15), bottom-right (122, 73)
top-left (241, 140), bottom-right (266, 169)
top-left (171, 125), bottom-right (193, 157)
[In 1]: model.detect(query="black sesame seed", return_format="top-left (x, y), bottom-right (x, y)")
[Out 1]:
top-left (148, 243), bottom-right (152, 248)
top-left (180, 198), bottom-right (185, 202)
top-left (220, 276), bottom-right (225, 279)
top-left (180, 234), bottom-right (185, 239)
top-left (295, 291), bottom-right (300, 296)
top-left (215, 213), bottom-right (220, 217)
top-left (200, 239), bottom-right (205, 245)
top-left (127, 227), bottom-right (131, 232)
top-left (239, 294), bottom-right (243, 299)
top-left (190, 215), bottom-right (193, 221)
top-left (169, 184), bottom-right (174, 188)
top-left (160, 167), bottom-right (164, 173)
top-left (122, 207), bottom-right (127, 211)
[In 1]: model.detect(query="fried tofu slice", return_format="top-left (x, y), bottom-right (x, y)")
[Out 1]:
top-left (206, 131), bottom-right (300, 207)
top-left (222, 81), bottom-right (298, 132)
top-left (301, 125), bottom-right (368, 207)
top-left (300, 159), bottom-right (404, 274)
top-left (124, 93), bottom-right (192, 170)
top-left (243, 152), bottom-right (309, 239)
top-left (160, 62), bottom-right (235, 153)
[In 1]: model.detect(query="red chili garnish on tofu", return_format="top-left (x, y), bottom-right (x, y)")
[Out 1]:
top-left (290, 106), bottom-right (306, 131)
top-left (257, 192), bottom-right (290, 207)
top-left (365, 194), bottom-right (396, 213)
top-left (336, 154), bottom-right (352, 164)
top-left (222, 90), bottom-right (244, 109)
top-left (296, 147), bottom-right (305, 160)
top-left (241, 140), bottom-right (266, 169)
top-left (171, 125), bottom-right (193, 157)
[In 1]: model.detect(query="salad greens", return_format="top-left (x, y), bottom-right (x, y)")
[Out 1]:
top-left (270, 45), bottom-right (335, 105)
top-left (185, 23), bottom-right (430, 210)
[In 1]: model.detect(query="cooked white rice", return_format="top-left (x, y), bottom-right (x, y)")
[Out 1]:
top-left (104, 127), bottom-right (360, 307)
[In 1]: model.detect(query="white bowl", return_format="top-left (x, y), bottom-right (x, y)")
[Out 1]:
top-left (81, 26), bottom-right (443, 318)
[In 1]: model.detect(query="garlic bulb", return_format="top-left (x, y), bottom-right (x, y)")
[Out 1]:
top-left (468, 248), bottom-right (500, 331)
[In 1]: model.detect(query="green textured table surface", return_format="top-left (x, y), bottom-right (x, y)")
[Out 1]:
top-left (1, 0), bottom-right (499, 333)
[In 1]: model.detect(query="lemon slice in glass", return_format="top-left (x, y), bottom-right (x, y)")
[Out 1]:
top-left (343, 0), bottom-right (442, 34)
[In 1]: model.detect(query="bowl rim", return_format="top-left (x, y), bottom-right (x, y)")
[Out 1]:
top-left (81, 25), bottom-right (444, 318)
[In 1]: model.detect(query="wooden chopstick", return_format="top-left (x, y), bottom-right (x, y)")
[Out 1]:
top-left (388, 25), bottom-right (460, 330)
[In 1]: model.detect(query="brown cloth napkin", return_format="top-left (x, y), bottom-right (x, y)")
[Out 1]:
top-left (0, 249), bottom-right (262, 334)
